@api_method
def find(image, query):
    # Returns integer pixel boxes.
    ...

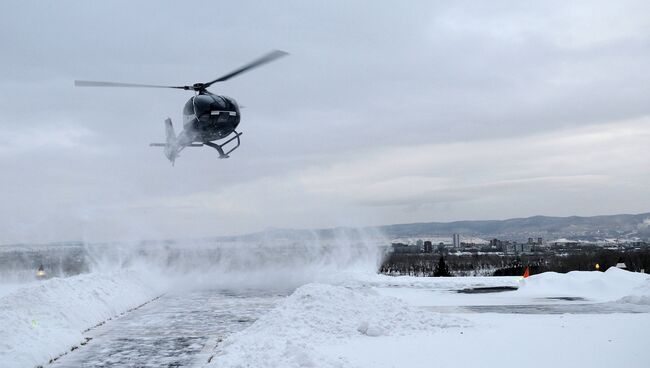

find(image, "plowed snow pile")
[211,283,469,368]
[0,271,159,368]
[517,267,650,302]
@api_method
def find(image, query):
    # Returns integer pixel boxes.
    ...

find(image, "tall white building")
[452,233,460,248]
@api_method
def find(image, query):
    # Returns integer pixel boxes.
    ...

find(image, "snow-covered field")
[0,236,385,367]
[209,268,650,368]
[319,313,648,368]
[0,283,38,299]
[2,243,649,368]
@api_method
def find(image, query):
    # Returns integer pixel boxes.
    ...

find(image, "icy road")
[50,289,283,368]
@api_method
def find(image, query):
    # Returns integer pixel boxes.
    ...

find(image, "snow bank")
[363,273,520,289]
[615,274,650,305]
[517,267,650,302]
[0,271,160,368]
[617,294,650,305]
[0,282,38,299]
[210,283,468,368]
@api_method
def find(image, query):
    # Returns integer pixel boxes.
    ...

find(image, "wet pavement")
[425,301,650,314]
[51,289,284,368]
[456,286,519,294]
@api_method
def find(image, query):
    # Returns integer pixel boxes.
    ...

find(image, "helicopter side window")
[183,98,195,116]
[215,96,228,109]
[193,95,214,114]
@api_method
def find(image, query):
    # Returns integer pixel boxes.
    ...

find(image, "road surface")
[51,289,283,368]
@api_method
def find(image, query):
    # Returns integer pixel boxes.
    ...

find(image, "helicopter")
[75,50,288,165]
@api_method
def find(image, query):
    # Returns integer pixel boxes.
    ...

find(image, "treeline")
[379,248,650,277]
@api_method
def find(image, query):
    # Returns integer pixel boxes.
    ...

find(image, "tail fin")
[165,118,175,146]
[150,118,179,165]
[163,118,178,165]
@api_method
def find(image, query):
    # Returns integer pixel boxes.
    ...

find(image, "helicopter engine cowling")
[182,93,240,142]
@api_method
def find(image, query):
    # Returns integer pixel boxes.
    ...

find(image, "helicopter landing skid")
[203,131,242,159]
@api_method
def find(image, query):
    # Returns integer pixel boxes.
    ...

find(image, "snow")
[321,313,650,368]
[371,268,650,308]
[3,261,650,367]
[0,282,38,299]
[369,275,525,307]
[209,269,650,368]
[517,267,650,302]
[0,270,160,368]
[210,283,469,368]
[49,289,282,368]
[365,273,520,288]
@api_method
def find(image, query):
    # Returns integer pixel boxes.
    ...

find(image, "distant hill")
[220,212,650,243]
[4,213,648,248]
[376,213,650,241]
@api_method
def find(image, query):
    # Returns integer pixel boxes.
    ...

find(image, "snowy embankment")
[0,282,38,299]
[518,267,650,303]
[209,283,469,368]
[0,271,160,368]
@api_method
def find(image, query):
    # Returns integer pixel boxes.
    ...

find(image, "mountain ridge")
[230,212,650,242]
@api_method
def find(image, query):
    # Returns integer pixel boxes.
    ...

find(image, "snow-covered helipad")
[49,290,282,368]
[2,268,649,368]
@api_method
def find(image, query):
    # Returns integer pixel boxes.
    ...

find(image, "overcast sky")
[1,0,649,243]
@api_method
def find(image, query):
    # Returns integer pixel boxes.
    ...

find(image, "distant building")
[391,243,422,254]
[528,237,534,245]
[452,233,460,248]
[490,238,513,253]
[553,240,579,247]
[537,237,543,245]
[423,241,433,253]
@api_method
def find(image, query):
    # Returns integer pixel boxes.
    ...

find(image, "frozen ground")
[209,268,650,368]
[0,235,384,367]
[210,283,470,368]
[50,289,283,368]
[0,271,160,368]
[3,258,649,367]
[0,282,37,299]
[320,313,649,368]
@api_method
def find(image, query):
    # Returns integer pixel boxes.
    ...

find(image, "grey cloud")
[1,1,649,243]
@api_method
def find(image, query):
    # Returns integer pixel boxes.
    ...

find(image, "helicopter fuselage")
[74,49,287,163]
[182,92,240,143]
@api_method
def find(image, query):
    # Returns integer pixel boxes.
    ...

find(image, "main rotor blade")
[204,50,288,87]
[74,80,188,89]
